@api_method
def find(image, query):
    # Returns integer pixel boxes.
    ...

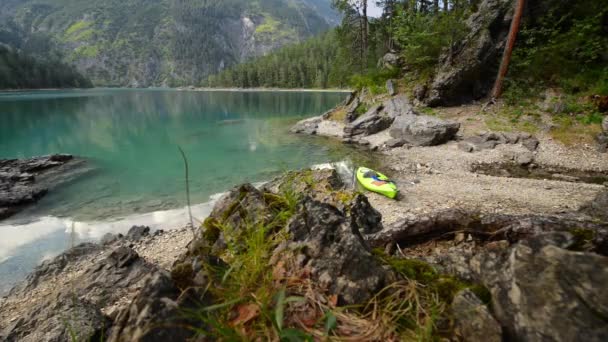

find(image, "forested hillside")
[0,44,92,89]
[207,0,608,99]
[0,0,339,87]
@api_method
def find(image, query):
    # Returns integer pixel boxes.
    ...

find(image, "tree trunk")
[434,0,440,13]
[443,0,449,12]
[362,0,368,67]
[491,0,526,99]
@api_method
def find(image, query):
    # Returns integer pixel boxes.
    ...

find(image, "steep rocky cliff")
[0,0,338,87]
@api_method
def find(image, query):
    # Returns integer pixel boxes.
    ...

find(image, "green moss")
[373,249,492,305]
[255,15,281,34]
[469,284,492,305]
[74,45,99,58]
[569,228,596,251]
[355,103,369,116]
[65,20,92,36]
[202,217,222,244]
[335,191,355,205]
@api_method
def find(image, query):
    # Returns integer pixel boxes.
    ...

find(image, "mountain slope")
[0,0,338,87]
[0,44,92,89]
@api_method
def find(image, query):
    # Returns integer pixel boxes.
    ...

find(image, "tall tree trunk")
[443,0,449,12]
[491,0,526,99]
[362,0,368,68]
[434,0,440,13]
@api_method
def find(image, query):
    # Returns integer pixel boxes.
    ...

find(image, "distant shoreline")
[0,87,353,93]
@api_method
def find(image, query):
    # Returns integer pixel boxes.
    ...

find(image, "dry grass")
[328,106,347,122]
[550,123,602,146]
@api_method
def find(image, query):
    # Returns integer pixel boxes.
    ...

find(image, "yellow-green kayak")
[356,167,398,199]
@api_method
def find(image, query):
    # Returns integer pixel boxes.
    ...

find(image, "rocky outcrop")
[458,132,540,153]
[580,190,608,222]
[425,0,515,106]
[472,233,608,341]
[2,245,157,341]
[0,154,84,220]
[344,105,394,137]
[378,51,402,70]
[289,115,323,135]
[388,113,460,146]
[452,289,502,342]
[383,94,415,118]
[108,271,193,342]
[367,209,608,255]
[283,197,390,305]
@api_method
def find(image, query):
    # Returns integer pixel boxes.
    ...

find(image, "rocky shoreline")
[1,156,607,340]
[1,92,607,341]
[0,154,87,221]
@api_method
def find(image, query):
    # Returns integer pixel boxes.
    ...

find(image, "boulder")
[127,225,150,241]
[0,154,81,220]
[386,79,397,96]
[284,198,389,305]
[378,52,402,70]
[2,293,109,342]
[426,0,515,106]
[388,114,460,146]
[452,289,502,342]
[603,115,608,132]
[2,246,157,342]
[108,271,194,342]
[580,190,608,222]
[382,94,415,118]
[515,151,534,166]
[521,136,540,151]
[290,115,322,135]
[344,105,394,137]
[473,234,608,341]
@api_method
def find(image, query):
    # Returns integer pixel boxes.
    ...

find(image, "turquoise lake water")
[0,89,359,294]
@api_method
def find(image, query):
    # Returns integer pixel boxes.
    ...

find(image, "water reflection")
[0,89,354,294]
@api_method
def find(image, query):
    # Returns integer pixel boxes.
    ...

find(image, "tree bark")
[362,0,368,68]
[491,0,526,99]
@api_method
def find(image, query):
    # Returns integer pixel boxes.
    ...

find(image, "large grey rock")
[2,246,156,342]
[378,52,402,70]
[0,154,81,220]
[344,105,394,137]
[3,293,109,342]
[426,0,514,106]
[602,116,608,132]
[580,190,608,222]
[290,115,322,135]
[473,234,608,341]
[108,271,193,342]
[452,289,502,342]
[388,114,460,146]
[285,197,389,305]
[382,94,415,118]
[127,225,150,241]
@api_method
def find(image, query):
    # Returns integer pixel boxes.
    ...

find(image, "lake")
[0,89,357,294]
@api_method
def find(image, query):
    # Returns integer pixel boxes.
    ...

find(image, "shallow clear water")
[0,89,358,294]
